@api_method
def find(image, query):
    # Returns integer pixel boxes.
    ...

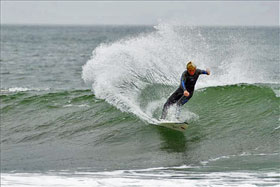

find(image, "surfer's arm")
[200,69,210,75]
[181,72,187,91]
[181,72,190,97]
[181,77,187,91]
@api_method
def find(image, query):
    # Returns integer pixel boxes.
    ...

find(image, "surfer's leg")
[175,97,188,119]
[175,93,193,119]
[161,102,172,119]
[161,88,183,119]
[177,92,193,107]
[177,96,189,107]
[161,97,177,119]
[175,106,181,120]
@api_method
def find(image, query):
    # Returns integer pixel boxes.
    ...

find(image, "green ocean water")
[1,24,279,186]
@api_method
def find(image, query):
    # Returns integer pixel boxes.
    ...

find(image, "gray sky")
[1,1,279,26]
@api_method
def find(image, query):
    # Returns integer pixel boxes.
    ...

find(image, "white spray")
[82,23,276,123]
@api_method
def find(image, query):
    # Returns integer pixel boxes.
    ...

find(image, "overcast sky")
[1,1,279,26]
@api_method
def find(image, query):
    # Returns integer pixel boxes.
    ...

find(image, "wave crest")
[82,23,278,123]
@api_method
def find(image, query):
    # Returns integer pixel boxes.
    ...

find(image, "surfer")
[161,61,210,119]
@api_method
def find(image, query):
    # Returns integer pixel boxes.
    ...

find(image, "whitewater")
[82,23,279,123]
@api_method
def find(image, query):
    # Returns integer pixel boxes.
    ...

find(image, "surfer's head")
[187,61,196,75]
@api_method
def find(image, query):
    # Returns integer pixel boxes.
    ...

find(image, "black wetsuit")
[161,69,207,119]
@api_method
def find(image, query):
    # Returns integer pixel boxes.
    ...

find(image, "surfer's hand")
[206,68,210,75]
[184,90,189,97]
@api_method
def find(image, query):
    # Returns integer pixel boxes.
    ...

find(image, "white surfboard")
[157,121,188,132]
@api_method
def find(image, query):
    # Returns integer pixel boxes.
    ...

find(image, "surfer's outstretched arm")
[200,68,210,75]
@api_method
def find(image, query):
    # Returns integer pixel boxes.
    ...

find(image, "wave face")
[82,24,279,123]
[1,84,279,172]
[1,25,279,183]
